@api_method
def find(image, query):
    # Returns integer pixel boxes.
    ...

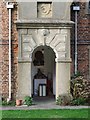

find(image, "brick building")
[0,0,90,101]
[71,1,90,78]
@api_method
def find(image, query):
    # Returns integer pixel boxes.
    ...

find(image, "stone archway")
[17,20,72,99]
[31,45,56,97]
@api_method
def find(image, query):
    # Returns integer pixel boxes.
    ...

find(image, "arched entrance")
[31,45,56,99]
[17,21,72,100]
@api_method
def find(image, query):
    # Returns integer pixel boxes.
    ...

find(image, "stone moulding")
[15,19,74,28]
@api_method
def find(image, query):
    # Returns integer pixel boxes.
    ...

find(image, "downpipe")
[6,2,14,101]
[75,10,78,75]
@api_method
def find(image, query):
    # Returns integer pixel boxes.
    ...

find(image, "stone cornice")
[15,19,74,28]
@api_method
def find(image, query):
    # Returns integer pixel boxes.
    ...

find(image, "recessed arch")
[31,45,56,98]
[29,44,58,62]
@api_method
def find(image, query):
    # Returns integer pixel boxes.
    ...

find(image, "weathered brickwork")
[71,2,90,78]
[1,0,18,99]
[0,0,3,99]
[78,45,89,77]
[78,2,90,42]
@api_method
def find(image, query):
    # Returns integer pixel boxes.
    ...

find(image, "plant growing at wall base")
[1,100,16,106]
[56,95,62,105]
[70,97,86,105]
[71,71,82,79]
[24,96,33,106]
[56,94,73,106]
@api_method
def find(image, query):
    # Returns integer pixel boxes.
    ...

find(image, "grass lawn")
[0,109,89,119]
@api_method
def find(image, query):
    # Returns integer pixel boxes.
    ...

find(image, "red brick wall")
[0,0,3,98]
[78,45,89,77]
[78,2,90,42]
[71,2,90,78]
[1,1,18,99]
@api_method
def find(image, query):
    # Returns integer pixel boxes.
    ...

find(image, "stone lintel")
[15,19,74,28]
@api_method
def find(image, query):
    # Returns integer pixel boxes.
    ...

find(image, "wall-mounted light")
[72,1,80,11]
[73,6,80,11]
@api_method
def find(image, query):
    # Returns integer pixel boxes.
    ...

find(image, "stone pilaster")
[17,61,32,99]
[56,59,71,99]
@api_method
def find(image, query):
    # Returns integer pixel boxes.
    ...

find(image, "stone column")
[56,60,71,99]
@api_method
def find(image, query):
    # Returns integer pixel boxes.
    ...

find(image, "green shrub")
[56,94,72,106]
[2,100,15,106]
[2,100,7,106]
[24,96,33,106]
[71,76,90,105]
[8,100,16,106]
[71,98,86,105]
[71,71,82,79]
[56,95,62,105]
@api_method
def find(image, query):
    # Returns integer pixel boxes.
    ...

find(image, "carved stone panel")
[23,43,32,52]
[18,27,70,61]
[37,2,52,18]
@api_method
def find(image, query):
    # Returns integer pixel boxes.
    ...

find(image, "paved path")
[0,102,89,110]
[0,97,89,110]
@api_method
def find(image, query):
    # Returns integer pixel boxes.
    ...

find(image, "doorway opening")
[31,45,56,102]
